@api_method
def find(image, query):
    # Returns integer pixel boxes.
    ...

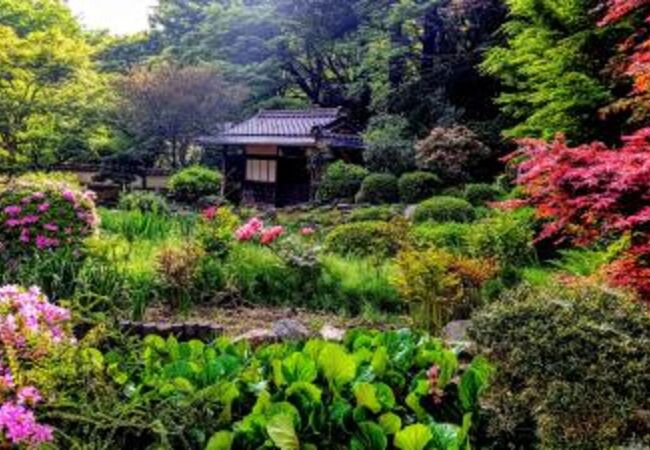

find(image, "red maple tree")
[508,128,650,300]
[600,0,650,119]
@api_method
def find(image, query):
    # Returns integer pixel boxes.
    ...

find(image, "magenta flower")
[37,203,50,213]
[20,215,39,225]
[19,229,29,243]
[5,219,20,228]
[43,223,58,232]
[61,190,76,203]
[17,387,41,406]
[3,206,21,216]
[31,192,45,201]
[0,402,53,445]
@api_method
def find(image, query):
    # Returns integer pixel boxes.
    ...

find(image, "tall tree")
[0,0,109,167]
[112,64,245,168]
[482,0,625,143]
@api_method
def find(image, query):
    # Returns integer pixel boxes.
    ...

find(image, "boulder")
[320,324,345,341]
[272,319,310,340]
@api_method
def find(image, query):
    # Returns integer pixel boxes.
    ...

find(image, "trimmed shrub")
[398,171,441,204]
[416,126,492,183]
[118,191,170,215]
[471,285,650,449]
[410,222,472,252]
[325,220,405,257]
[348,205,398,223]
[362,114,415,176]
[355,173,399,204]
[317,161,368,202]
[413,196,475,223]
[463,183,502,206]
[168,165,222,203]
[0,177,98,260]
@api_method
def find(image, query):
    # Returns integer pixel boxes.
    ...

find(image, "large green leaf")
[371,346,389,376]
[205,431,234,450]
[353,383,382,414]
[394,424,433,450]
[429,423,461,450]
[286,381,322,405]
[350,421,388,450]
[378,413,402,435]
[282,352,318,384]
[267,414,300,450]
[318,343,357,389]
[458,357,493,412]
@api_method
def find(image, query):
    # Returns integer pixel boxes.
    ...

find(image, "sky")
[66,0,158,35]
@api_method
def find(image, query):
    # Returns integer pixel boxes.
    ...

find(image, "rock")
[441,320,472,343]
[320,324,345,341]
[233,328,277,346]
[336,203,353,211]
[272,319,310,340]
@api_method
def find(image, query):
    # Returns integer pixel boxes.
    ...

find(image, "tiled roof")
[223,108,342,138]
[200,108,363,148]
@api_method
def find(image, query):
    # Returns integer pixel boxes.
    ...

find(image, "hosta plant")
[112,329,493,450]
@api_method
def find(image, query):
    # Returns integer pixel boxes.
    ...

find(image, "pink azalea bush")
[0,285,75,447]
[234,218,286,245]
[0,178,98,259]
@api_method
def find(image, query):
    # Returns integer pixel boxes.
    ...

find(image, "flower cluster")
[234,218,286,245]
[0,285,74,447]
[0,285,73,355]
[234,218,264,242]
[1,179,98,258]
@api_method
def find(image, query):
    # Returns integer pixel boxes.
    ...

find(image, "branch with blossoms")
[0,285,77,447]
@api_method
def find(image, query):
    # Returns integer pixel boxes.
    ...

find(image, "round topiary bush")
[317,161,369,203]
[118,191,170,215]
[462,183,502,206]
[413,196,476,223]
[0,177,98,259]
[168,166,222,203]
[324,220,405,257]
[355,173,399,204]
[398,171,441,204]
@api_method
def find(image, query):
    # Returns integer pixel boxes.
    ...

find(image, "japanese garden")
[0,0,649,448]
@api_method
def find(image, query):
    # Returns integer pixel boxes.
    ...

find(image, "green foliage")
[481,0,622,142]
[325,220,406,258]
[168,165,223,203]
[392,248,497,333]
[317,161,369,203]
[471,285,650,449]
[99,209,179,242]
[67,329,492,449]
[348,205,400,223]
[398,172,441,204]
[413,197,476,224]
[356,173,400,205]
[0,0,110,167]
[118,191,170,215]
[462,183,502,206]
[362,114,415,176]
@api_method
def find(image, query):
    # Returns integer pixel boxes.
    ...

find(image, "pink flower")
[35,235,58,250]
[3,206,21,216]
[235,217,264,242]
[19,229,29,243]
[31,192,45,201]
[202,206,218,221]
[37,203,50,213]
[300,227,315,236]
[5,219,20,228]
[61,190,76,203]
[0,402,53,445]
[20,215,39,225]
[43,223,58,232]
[260,226,284,245]
[17,387,41,406]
